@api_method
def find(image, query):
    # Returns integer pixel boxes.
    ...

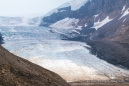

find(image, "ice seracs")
[0,26,60,41]
[3,38,129,82]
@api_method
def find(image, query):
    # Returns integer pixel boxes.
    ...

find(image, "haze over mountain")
[0,16,42,26]
[0,0,71,17]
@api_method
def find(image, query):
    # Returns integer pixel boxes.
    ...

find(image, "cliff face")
[42,0,126,24]
[0,45,69,86]
[40,0,129,43]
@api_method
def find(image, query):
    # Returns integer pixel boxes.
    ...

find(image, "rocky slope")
[0,44,69,86]
[40,0,129,43]
[87,40,129,69]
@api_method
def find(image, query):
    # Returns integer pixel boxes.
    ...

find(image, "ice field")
[1,26,129,82]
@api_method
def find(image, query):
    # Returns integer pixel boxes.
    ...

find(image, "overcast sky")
[0,0,71,17]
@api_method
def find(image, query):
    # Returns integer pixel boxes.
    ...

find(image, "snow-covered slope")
[50,17,79,29]
[0,16,41,26]
[49,17,80,36]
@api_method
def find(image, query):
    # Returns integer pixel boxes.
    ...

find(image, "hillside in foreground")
[0,45,69,86]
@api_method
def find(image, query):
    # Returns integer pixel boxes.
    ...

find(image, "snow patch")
[93,12,101,21]
[121,5,126,14]
[85,23,88,27]
[71,30,80,34]
[119,8,129,19]
[76,26,83,30]
[60,10,66,12]
[92,16,113,30]
[123,18,126,22]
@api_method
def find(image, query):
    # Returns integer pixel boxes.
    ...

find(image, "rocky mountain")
[39,0,129,70]
[40,0,129,43]
[0,16,41,26]
[0,44,69,86]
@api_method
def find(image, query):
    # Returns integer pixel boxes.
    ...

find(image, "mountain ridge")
[40,0,129,43]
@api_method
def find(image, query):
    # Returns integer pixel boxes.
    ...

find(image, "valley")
[1,0,129,85]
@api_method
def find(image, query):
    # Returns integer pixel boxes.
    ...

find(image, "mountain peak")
[44,0,90,17]
[59,0,89,11]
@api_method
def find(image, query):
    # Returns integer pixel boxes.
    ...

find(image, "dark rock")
[0,33,4,44]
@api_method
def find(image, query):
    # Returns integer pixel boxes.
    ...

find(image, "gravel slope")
[0,45,69,86]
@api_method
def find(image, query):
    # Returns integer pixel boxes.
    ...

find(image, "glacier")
[1,26,129,82]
